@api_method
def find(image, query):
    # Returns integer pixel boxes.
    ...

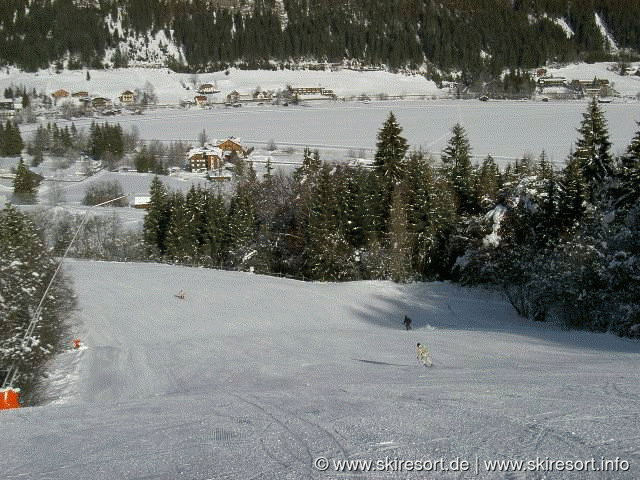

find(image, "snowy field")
[2,260,639,479]
[16,98,640,171]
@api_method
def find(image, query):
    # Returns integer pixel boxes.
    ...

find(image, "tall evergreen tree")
[305,163,355,281]
[143,176,169,257]
[13,158,36,203]
[442,122,475,214]
[573,96,613,200]
[475,154,501,210]
[616,121,640,208]
[228,184,258,255]
[558,155,588,230]
[1,120,24,156]
[373,112,408,227]
[389,183,412,282]
[164,191,195,261]
[203,192,229,263]
[535,150,561,246]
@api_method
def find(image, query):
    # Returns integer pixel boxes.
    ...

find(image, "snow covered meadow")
[51,98,638,166]
[2,260,639,479]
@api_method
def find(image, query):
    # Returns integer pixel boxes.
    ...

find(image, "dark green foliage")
[143,175,170,257]
[404,150,457,277]
[1,0,636,75]
[27,123,80,162]
[88,122,124,167]
[134,146,166,174]
[475,155,501,209]
[442,123,475,215]
[373,112,408,228]
[304,163,357,280]
[615,122,640,208]
[0,120,24,156]
[13,158,38,203]
[0,0,108,71]
[456,110,640,337]
[572,97,614,200]
[558,155,589,230]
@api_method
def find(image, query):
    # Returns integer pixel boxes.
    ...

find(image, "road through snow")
[2,260,639,479]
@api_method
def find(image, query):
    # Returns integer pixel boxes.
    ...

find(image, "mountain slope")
[0,0,638,73]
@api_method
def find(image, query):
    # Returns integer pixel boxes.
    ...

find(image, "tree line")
[0,0,638,82]
[142,100,639,337]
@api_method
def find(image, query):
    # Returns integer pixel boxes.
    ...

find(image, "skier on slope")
[416,342,432,367]
[403,315,412,330]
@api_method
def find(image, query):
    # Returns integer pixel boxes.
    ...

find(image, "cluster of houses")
[132,136,244,209]
[192,83,335,107]
[535,69,616,100]
[50,88,140,111]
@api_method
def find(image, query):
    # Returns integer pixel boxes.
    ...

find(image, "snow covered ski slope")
[2,260,639,479]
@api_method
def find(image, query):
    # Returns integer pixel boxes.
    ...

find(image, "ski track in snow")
[1,260,639,479]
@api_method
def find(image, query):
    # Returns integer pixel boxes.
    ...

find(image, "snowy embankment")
[2,260,639,479]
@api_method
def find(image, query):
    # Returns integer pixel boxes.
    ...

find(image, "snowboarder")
[403,315,412,330]
[416,342,432,367]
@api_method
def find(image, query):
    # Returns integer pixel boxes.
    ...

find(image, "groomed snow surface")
[2,260,639,479]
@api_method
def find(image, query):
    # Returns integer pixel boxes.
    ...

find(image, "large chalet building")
[186,137,244,172]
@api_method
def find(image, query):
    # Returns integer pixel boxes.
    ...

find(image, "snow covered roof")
[187,146,224,159]
[215,137,242,146]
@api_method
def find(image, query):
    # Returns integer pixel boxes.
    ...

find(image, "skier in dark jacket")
[403,315,412,330]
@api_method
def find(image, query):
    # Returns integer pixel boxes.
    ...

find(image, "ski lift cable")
[2,194,129,390]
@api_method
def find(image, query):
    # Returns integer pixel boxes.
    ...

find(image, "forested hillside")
[0,0,638,76]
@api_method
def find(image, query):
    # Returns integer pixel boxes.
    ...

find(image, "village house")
[253,89,273,101]
[133,196,151,209]
[194,95,208,107]
[198,83,219,94]
[91,97,112,110]
[187,145,224,171]
[119,90,135,105]
[0,100,19,119]
[291,86,324,95]
[216,137,243,154]
[573,78,614,98]
[72,91,89,98]
[226,90,240,104]
[538,76,567,88]
[51,89,70,99]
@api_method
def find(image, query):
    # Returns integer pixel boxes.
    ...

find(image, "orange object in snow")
[0,388,20,409]
[73,338,82,349]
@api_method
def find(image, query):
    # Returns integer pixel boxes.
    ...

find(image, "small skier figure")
[176,289,186,300]
[403,315,412,330]
[72,338,82,349]
[416,342,432,367]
